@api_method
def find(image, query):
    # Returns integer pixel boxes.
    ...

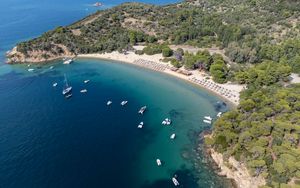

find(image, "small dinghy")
[65,93,72,99]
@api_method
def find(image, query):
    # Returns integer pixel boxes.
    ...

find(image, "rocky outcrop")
[209,148,266,188]
[6,44,75,64]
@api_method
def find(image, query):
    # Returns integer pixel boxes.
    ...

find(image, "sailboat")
[62,74,72,95]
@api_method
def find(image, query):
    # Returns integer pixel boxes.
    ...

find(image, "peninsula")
[6,0,300,187]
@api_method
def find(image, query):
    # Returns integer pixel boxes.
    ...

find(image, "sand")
[77,51,244,106]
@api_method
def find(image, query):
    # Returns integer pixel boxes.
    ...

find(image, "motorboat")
[49,66,54,69]
[170,133,176,139]
[204,116,212,121]
[107,101,112,105]
[156,159,162,166]
[137,122,143,129]
[138,106,147,114]
[80,89,87,93]
[203,119,212,124]
[162,118,171,125]
[172,177,180,186]
[121,101,128,106]
[53,82,58,87]
[28,68,34,72]
[217,112,222,117]
[84,80,90,84]
[63,59,73,65]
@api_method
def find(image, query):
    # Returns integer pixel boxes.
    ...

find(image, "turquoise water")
[0,0,232,187]
[0,59,229,187]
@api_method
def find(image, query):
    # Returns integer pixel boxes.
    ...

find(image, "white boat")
[49,66,54,69]
[204,116,212,121]
[62,74,72,95]
[172,177,180,186]
[203,119,212,124]
[138,106,147,114]
[63,59,73,65]
[27,64,31,67]
[107,101,112,105]
[65,93,72,99]
[28,68,34,72]
[121,101,128,106]
[170,133,176,139]
[162,118,171,125]
[93,2,102,7]
[53,82,58,87]
[156,159,162,166]
[217,112,222,117]
[84,80,90,84]
[137,122,143,129]
[80,89,87,93]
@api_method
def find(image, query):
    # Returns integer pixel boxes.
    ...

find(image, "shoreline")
[77,51,244,106]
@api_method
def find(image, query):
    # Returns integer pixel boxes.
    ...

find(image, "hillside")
[6,0,300,73]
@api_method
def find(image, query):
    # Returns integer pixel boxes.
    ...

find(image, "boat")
[217,112,222,117]
[156,159,162,166]
[62,74,72,95]
[107,101,112,105]
[203,119,212,124]
[53,82,58,87]
[121,101,128,106]
[204,116,212,121]
[65,93,72,99]
[63,59,73,65]
[49,66,54,69]
[170,133,176,139]
[84,80,90,84]
[80,89,87,93]
[93,2,102,7]
[28,68,34,72]
[162,118,172,125]
[172,177,180,186]
[137,122,143,129]
[138,106,147,114]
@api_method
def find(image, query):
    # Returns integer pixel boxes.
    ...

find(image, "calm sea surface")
[0,0,231,187]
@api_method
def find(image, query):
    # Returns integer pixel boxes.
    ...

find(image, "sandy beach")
[77,51,244,106]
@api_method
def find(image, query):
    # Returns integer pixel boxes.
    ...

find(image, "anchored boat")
[138,106,147,114]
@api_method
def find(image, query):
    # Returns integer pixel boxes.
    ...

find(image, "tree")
[162,47,173,57]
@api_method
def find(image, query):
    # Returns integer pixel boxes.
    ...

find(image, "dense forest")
[6,0,300,187]
[8,0,300,72]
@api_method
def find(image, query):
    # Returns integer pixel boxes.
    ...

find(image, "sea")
[0,0,232,187]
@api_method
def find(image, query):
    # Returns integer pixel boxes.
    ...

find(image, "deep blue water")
[0,0,232,187]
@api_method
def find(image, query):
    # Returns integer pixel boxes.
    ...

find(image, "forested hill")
[6,0,300,73]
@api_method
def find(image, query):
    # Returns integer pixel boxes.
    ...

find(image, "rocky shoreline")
[202,133,266,188]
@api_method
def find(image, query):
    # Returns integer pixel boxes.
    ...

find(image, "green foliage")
[212,84,300,185]
[209,58,228,83]
[162,47,173,57]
